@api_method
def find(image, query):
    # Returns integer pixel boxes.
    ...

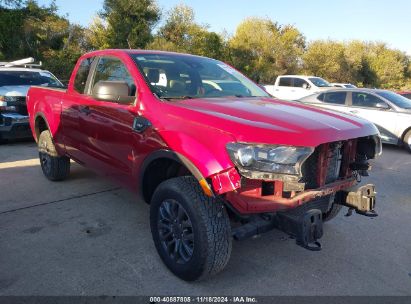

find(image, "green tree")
[149,4,224,60]
[0,1,88,80]
[303,40,354,83]
[365,42,409,89]
[100,0,160,49]
[0,0,23,8]
[85,16,110,50]
[228,17,305,83]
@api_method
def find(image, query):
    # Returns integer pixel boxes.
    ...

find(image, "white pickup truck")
[0,58,63,142]
[264,75,333,100]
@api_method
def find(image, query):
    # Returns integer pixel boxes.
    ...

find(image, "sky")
[37,0,411,55]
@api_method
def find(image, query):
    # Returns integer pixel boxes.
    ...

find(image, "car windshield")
[309,77,332,87]
[345,84,356,88]
[376,91,411,109]
[0,70,63,88]
[130,53,269,99]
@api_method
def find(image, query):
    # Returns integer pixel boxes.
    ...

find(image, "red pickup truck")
[27,49,381,281]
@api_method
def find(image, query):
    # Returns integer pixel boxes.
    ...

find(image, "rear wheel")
[38,130,70,181]
[150,176,232,281]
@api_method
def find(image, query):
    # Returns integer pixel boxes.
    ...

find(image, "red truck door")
[62,55,143,185]
[61,56,96,164]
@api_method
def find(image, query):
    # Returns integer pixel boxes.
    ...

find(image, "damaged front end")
[208,134,381,251]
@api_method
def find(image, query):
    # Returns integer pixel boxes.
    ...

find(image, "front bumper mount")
[231,183,377,251]
[341,184,377,217]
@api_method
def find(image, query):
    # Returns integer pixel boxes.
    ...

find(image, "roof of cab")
[82,49,213,60]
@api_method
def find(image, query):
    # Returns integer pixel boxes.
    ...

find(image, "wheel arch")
[34,112,51,142]
[139,150,214,204]
[401,126,411,142]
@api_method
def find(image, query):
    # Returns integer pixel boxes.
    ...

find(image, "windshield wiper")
[161,96,194,101]
[233,95,261,98]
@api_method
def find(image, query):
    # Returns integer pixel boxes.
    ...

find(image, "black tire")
[150,176,232,281]
[322,203,342,222]
[403,130,411,153]
[38,130,70,181]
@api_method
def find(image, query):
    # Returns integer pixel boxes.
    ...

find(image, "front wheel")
[38,130,70,181]
[150,176,232,281]
[403,130,411,153]
[322,203,342,222]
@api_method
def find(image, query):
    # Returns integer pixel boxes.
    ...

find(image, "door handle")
[349,110,359,114]
[79,106,91,115]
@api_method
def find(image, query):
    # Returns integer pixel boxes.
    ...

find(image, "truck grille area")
[301,141,346,190]
[5,96,28,115]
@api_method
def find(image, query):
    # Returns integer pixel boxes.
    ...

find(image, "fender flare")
[139,149,214,201]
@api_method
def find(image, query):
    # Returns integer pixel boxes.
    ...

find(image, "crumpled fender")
[157,129,241,195]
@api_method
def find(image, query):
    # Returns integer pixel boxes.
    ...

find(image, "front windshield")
[0,71,63,88]
[130,53,269,99]
[376,91,411,109]
[309,77,332,87]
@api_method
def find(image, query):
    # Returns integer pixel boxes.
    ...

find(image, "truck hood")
[168,97,379,147]
[0,85,30,97]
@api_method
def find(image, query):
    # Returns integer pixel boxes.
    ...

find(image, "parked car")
[298,88,411,152]
[0,58,63,142]
[264,75,333,100]
[27,50,381,281]
[397,91,411,100]
[331,83,357,88]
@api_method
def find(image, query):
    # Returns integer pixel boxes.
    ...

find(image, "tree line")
[1,0,410,89]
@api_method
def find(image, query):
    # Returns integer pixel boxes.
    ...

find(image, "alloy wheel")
[157,199,194,264]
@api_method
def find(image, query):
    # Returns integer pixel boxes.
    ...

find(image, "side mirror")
[92,81,136,104]
[302,83,311,90]
[375,102,389,110]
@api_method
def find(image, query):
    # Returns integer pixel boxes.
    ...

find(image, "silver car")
[298,88,411,152]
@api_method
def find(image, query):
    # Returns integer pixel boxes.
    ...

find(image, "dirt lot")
[0,141,410,296]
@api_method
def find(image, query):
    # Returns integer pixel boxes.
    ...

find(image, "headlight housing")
[226,143,314,181]
[0,96,17,111]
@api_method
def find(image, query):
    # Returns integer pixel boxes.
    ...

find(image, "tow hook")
[231,209,324,251]
[343,184,378,217]
[277,209,323,251]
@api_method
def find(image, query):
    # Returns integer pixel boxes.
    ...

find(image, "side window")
[352,92,384,108]
[323,92,347,105]
[293,78,309,88]
[74,57,95,94]
[317,93,325,101]
[278,77,292,87]
[92,57,136,96]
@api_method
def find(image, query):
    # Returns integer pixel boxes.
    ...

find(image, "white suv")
[0,58,63,141]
